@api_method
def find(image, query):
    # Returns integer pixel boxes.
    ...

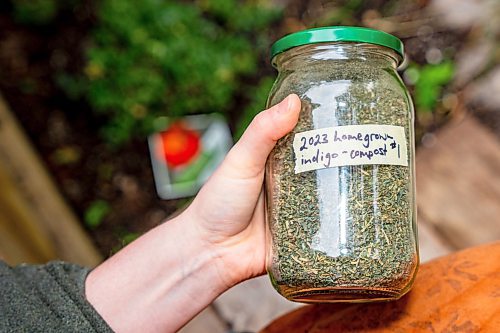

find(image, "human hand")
[185,93,301,287]
[85,94,301,333]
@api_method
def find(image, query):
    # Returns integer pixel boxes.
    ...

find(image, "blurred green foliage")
[58,0,281,145]
[111,231,140,254]
[11,0,79,25]
[315,0,364,26]
[84,200,111,229]
[406,61,455,113]
[11,0,58,25]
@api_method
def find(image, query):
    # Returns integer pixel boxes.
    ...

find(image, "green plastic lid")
[270,26,404,60]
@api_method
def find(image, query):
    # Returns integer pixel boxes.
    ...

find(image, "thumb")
[221,94,301,179]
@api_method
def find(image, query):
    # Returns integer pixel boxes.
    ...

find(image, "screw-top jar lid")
[271,26,404,60]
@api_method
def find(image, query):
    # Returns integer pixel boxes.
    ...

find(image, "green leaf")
[84,200,111,229]
[411,61,454,113]
[120,232,139,246]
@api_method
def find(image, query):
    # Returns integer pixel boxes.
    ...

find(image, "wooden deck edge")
[0,94,102,267]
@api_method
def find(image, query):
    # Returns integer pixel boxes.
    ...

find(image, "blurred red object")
[157,122,201,168]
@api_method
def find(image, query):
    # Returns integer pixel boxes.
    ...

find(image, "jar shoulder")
[268,64,411,109]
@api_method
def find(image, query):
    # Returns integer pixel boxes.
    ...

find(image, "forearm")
[85,213,232,333]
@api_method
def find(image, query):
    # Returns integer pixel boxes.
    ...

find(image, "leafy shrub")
[60,0,281,145]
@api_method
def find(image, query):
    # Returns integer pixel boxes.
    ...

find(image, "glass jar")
[265,27,419,303]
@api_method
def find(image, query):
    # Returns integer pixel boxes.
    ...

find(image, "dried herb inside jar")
[266,61,418,299]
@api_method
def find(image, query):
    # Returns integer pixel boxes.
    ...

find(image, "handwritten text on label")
[293,125,408,174]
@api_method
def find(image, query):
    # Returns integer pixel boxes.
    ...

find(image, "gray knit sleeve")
[0,261,114,333]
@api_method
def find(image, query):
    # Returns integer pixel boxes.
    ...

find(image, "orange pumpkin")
[261,241,500,333]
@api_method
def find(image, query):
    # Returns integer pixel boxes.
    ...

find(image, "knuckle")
[252,110,279,140]
[252,112,269,132]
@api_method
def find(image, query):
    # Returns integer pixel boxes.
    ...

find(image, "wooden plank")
[0,161,56,263]
[416,116,500,249]
[0,94,101,267]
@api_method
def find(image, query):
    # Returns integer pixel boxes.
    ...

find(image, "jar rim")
[270,26,404,61]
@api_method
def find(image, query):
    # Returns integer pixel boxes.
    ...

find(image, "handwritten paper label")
[293,125,408,174]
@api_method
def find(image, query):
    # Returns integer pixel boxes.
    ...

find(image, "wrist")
[179,209,240,289]
[152,213,233,302]
[86,213,233,332]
